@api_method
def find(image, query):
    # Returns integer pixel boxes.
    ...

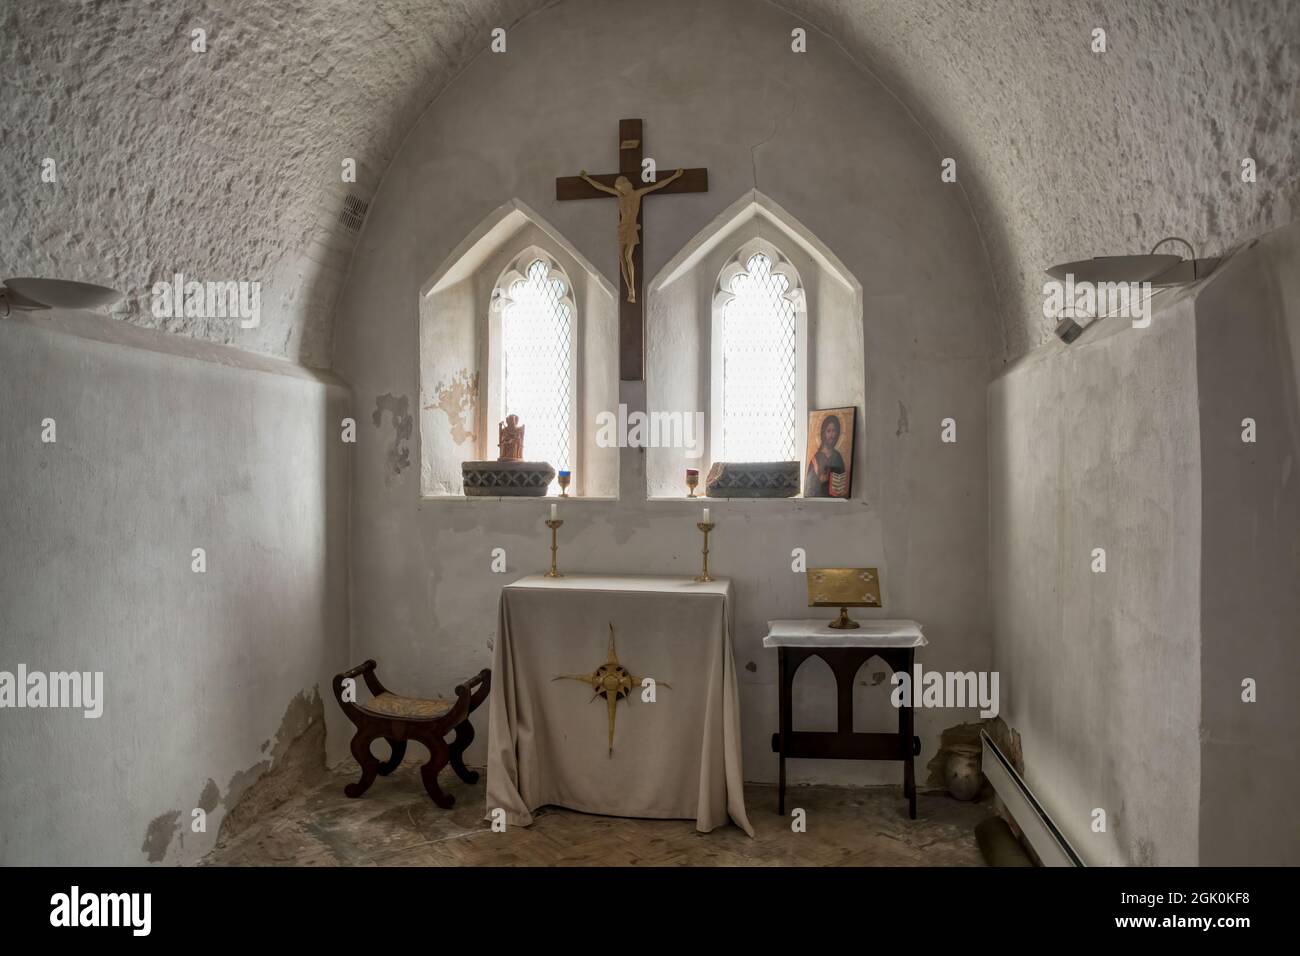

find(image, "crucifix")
[557,119,708,380]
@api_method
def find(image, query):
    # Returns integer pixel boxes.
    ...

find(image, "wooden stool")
[332,660,490,809]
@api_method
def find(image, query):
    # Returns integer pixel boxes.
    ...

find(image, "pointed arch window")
[492,252,575,480]
[713,240,803,462]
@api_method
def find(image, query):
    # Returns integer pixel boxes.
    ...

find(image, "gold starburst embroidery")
[553,622,670,756]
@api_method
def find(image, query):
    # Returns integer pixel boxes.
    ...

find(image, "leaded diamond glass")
[501,258,573,482]
[720,252,798,462]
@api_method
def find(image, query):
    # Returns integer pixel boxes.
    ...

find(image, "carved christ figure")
[578,168,684,303]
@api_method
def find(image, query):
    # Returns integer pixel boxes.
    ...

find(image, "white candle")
[550,503,557,520]
[703,507,710,524]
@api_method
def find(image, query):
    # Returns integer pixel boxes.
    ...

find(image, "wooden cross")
[556,119,708,381]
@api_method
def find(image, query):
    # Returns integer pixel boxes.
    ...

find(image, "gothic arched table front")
[763,619,927,819]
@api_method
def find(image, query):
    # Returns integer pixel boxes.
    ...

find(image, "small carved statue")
[498,414,525,461]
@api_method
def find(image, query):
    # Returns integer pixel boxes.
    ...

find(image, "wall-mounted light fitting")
[1046,236,1218,287]
[1045,237,1220,343]
[0,278,123,316]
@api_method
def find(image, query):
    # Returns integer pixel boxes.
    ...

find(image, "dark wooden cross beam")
[557,118,708,381]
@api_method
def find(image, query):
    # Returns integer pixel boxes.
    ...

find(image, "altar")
[485,574,753,835]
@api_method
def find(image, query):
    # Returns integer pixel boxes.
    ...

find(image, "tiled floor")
[203,764,990,866]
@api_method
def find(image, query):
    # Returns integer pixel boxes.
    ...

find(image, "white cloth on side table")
[762,619,928,648]
[486,573,753,836]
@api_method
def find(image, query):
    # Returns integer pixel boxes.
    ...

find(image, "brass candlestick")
[695,521,715,582]
[545,518,564,577]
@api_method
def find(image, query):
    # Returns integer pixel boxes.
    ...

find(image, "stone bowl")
[462,460,556,496]
[943,742,985,801]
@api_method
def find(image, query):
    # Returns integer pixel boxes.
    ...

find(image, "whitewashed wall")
[0,314,351,865]
[333,0,999,788]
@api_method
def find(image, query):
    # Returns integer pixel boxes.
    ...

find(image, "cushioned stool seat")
[332,660,490,809]
[359,693,453,720]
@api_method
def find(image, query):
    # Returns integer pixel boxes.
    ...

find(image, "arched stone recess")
[418,198,619,497]
[645,189,864,498]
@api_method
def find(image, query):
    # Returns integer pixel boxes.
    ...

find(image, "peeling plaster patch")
[427,369,478,446]
[215,688,328,845]
[985,716,1023,776]
[141,810,181,863]
[197,778,220,813]
[177,778,222,853]
[222,759,272,819]
[895,401,909,437]
[372,393,413,476]
[924,717,1022,791]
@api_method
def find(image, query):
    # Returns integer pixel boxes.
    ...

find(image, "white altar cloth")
[762,618,928,648]
[486,574,753,835]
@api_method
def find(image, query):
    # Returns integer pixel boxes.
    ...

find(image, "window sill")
[645,496,854,504]
[416,494,856,505]
[418,495,619,504]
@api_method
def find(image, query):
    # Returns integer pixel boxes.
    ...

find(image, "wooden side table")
[764,619,927,819]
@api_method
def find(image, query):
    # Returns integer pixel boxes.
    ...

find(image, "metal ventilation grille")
[338,194,369,232]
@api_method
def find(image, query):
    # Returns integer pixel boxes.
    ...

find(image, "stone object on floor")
[975,816,1035,866]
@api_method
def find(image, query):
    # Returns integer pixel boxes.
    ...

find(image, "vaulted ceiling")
[3,0,1296,367]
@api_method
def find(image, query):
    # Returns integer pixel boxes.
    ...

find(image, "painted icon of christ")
[804,407,855,498]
